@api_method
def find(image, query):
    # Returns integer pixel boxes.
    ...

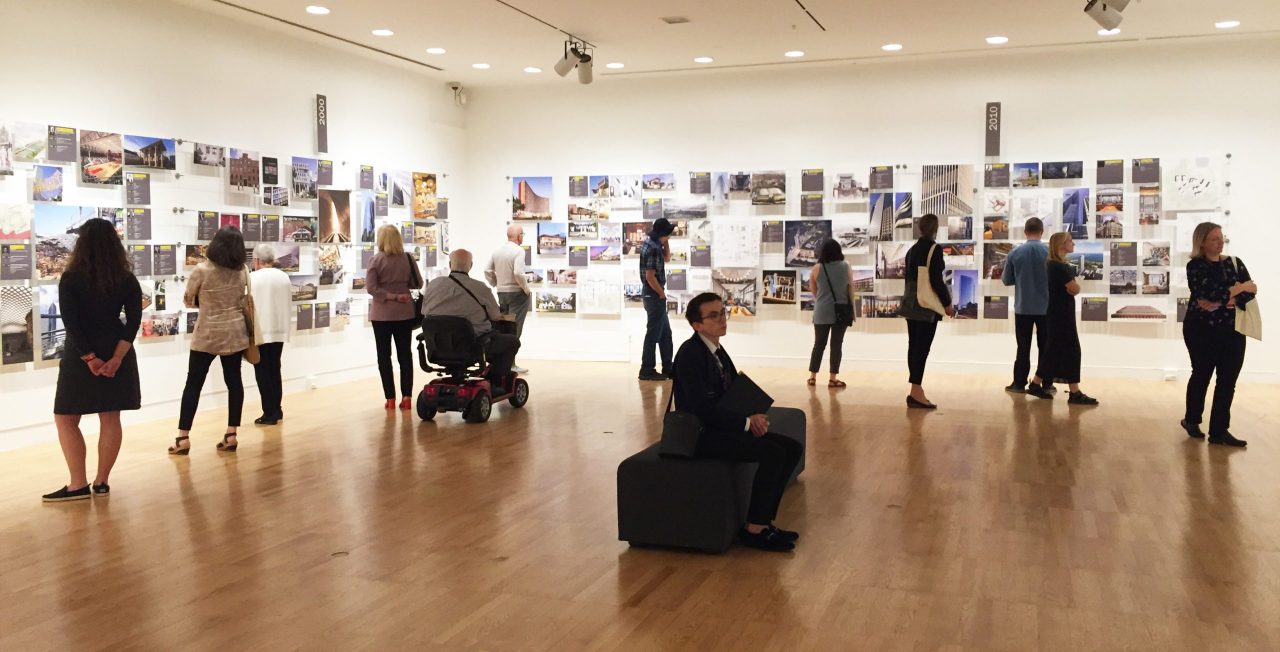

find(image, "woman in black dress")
[1181,221,1255,446]
[1041,232,1098,406]
[42,218,142,502]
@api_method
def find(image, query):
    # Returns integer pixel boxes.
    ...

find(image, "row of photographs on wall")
[0,120,447,220]
[0,283,363,366]
[507,157,1223,220]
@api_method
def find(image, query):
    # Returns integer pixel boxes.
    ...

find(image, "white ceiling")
[188,0,1280,86]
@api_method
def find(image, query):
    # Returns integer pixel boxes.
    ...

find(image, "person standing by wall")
[42,218,141,501]
[1001,217,1054,397]
[170,227,252,455]
[250,243,292,426]
[1182,222,1255,446]
[484,224,531,373]
[901,213,954,409]
[638,218,675,381]
[366,224,423,410]
[1040,232,1099,406]
[807,238,853,388]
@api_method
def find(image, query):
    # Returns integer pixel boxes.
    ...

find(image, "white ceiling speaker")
[1084,0,1130,31]
[553,40,594,84]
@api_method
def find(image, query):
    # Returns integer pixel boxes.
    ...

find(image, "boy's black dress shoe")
[1180,419,1205,439]
[1208,432,1247,447]
[739,527,795,552]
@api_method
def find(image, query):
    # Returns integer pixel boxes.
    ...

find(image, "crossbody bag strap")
[448,274,486,311]
[664,360,678,414]
[405,253,422,289]
[821,261,843,304]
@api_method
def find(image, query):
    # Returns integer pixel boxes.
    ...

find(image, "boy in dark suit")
[672,292,803,552]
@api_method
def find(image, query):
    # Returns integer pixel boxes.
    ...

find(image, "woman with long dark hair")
[42,218,142,502]
[169,227,251,455]
[807,238,854,388]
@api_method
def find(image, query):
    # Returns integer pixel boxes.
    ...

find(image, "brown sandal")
[828,379,847,388]
[806,378,816,386]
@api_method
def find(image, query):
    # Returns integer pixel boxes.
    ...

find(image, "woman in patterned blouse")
[1182,222,1257,447]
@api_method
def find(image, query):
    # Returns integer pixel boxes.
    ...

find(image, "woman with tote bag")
[1181,221,1257,446]
[898,213,954,409]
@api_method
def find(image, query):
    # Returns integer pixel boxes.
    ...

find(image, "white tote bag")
[1229,257,1262,340]
[915,244,947,317]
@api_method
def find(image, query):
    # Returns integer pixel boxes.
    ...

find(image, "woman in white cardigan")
[250,244,294,425]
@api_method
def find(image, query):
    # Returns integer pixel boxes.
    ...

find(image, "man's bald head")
[449,249,474,273]
[506,224,523,243]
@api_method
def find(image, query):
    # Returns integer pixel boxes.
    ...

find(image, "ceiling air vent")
[661,16,690,24]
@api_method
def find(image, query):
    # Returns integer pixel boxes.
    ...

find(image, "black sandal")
[168,435,191,456]
[216,432,238,453]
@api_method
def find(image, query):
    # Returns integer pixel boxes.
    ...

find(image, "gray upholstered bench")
[617,406,806,553]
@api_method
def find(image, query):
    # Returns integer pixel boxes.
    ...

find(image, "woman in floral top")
[1182,222,1257,447]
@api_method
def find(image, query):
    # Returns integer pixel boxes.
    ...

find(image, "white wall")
[0,0,466,450]
[460,37,1280,382]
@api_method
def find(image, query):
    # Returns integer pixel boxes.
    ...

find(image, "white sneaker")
[511,365,529,374]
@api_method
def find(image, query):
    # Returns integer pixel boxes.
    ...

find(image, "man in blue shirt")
[1001,217,1054,396]
[639,218,675,380]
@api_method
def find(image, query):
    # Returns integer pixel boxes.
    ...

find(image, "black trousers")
[1013,313,1048,386]
[372,319,416,399]
[698,431,803,525]
[905,318,938,385]
[1183,318,1247,436]
[809,323,848,374]
[179,350,244,431]
[253,342,285,418]
[482,332,521,381]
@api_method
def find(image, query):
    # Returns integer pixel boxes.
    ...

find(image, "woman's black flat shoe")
[906,396,937,409]
[1180,419,1205,439]
[42,485,91,503]
[91,483,110,497]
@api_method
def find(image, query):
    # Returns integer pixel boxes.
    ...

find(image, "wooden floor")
[2,362,1278,651]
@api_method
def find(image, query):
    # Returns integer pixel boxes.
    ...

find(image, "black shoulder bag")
[658,363,702,459]
[405,253,424,327]
[823,262,855,327]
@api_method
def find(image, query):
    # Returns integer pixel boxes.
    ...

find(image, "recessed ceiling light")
[606,62,625,69]
[985,35,1009,45]
[472,63,490,70]
[1097,28,1121,36]
[784,50,805,58]
[425,47,446,55]
[305,5,329,15]
[693,56,714,64]
[1215,20,1240,29]
[523,66,542,73]
[371,29,393,37]
[881,43,903,51]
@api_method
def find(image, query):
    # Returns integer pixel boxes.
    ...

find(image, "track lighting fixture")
[554,39,593,85]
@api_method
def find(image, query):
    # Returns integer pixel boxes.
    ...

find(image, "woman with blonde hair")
[1038,231,1098,405]
[366,224,424,410]
[1181,222,1255,446]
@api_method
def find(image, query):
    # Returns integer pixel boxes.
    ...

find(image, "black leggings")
[178,350,244,431]
[372,319,416,399]
[809,324,848,374]
[906,318,938,385]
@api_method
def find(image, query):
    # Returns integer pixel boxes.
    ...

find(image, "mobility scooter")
[415,315,529,423]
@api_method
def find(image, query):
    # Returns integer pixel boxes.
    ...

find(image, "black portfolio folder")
[718,372,774,416]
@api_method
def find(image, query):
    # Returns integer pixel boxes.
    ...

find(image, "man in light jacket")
[484,224,531,373]
[250,243,293,425]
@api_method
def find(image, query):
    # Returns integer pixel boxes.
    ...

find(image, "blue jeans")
[641,294,672,374]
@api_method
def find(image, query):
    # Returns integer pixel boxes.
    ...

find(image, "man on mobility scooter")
[416,249,527,422]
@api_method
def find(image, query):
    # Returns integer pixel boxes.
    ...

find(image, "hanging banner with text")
[985,102,1002,157]
[316,94,329,153]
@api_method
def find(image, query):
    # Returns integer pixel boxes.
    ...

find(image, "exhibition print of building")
[920,164,975,217]
[513,177,552,219]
